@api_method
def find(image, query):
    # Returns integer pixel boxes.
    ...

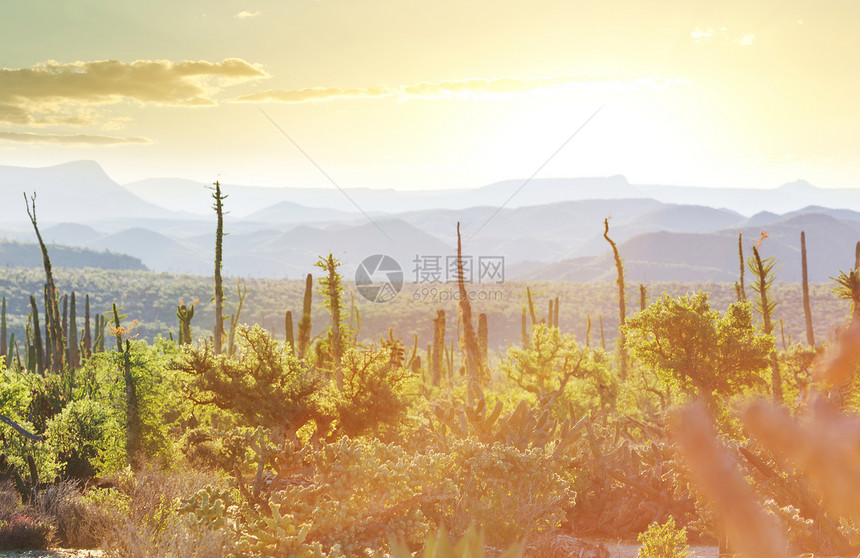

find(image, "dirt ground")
[0,552,103,558]
[600,542,720,557]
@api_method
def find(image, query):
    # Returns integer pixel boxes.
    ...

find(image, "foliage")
[0,512,54,549]
[176,325,324,442]
[624,291,772,401]
[332,345,415,438]
[390,525,525,558]
[637,516,690,558]
[501,323,615,415]
[46,397,124,477]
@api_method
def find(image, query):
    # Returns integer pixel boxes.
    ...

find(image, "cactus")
[456,223,484,404]
[432,310,446,386]
[61,294,68,346]
[93,313,106,353]
[211,180,227,355]
[227,281,248,356]
[526,286,537,327]
[521,307,529,349]
[554,296,560,329]
[69,292,80,370]
[83,294,92,358]
[114,303,142,468]
[177,303,195,346]
[297,273,313,359]
[639,283,647,311]
[736,231,747,301]
[603,218,628,380]
[25,193,64,372]
[43,286,53,373]
[547,298,553,326]
[586,313,592,348]
[0,296,6,359]
[5,332,13,368]
[285,310,295,353]
[477,313,488,372]
[29,295,44,375]
[801,231,815,347]
[599,315,606,351]
[749,244,783,404]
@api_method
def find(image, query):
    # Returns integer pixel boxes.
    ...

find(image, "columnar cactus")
[29,296,44,375]
[285,310,295,353]
[801,231,815,346]
[432,310,445,386]
[296,273,313,359]
[69,292,80,370]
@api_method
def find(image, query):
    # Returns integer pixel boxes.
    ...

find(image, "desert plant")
[211,180,227,355]
[603,217,628,379]
[636,516,690,558]
[297,273,313,359]
[748,244,783,403]
[800,231,815,346]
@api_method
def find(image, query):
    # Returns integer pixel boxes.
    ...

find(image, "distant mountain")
[85,228,209,274]
[0,239,145,271]
[244,201,364,224]
[0,161,179,223]
[519,213,860,283]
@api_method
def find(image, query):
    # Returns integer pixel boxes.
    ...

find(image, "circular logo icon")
[355,254,403,303]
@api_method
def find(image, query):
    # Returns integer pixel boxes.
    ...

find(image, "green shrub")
[46,398,124,477]
[637,516,690,558]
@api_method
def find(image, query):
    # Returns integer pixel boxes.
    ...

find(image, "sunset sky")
[1,0,858,192]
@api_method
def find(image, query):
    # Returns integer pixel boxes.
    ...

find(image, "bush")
[637,516,690,558]
[46,398,124,478]
[34,480,114,548]
[0,512,54,550]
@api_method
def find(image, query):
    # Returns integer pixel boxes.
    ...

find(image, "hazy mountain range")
[1,160,859,283]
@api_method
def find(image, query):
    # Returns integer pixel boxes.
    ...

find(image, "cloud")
[232,75,683,104]
[0,131,151,145]
[691,27,755,46]
[0,58,267,125]
[234,10,260,19]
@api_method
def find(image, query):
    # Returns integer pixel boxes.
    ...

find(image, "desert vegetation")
[2,192,860,558]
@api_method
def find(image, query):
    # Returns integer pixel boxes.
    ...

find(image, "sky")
[0,0,858,192]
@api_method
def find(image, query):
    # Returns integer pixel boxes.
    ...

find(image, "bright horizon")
[1,1,858,192]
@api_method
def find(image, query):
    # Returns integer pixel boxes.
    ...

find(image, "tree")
[624,291,772,406]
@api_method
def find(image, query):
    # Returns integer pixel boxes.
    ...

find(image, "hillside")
[0,239,146,271]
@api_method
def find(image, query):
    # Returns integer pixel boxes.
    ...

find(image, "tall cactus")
[639,283,647,312]
[0,297,6,360]
[801,231,815,346]
[603,217,628,380]
[211,180,227,355]
[93,314,106,353]
[586,313,592,348]
[113,303,141,468]
[69,292,80,370]
[297,273,313,359]
[456,223,483,404]
[749,244,783,404]
[61,294,68,347]
[6,332,16,369]
[432,310,445,386]
[477,313,488,372]
[176,303,194,346]
[599,315,606,351]
[285,311,295,354]
[735,232,747,302]
[521,307,529,349]
[553,296,559,329]
[227,282,247,357]
[24,193,64,372]
[29,296,44,375]
[83,295,92,358]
